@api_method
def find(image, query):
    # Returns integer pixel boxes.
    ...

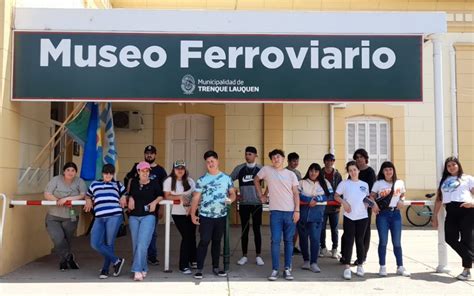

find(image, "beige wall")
[283,104,329,174]
[225,103,264,172]
[455,45,474,174]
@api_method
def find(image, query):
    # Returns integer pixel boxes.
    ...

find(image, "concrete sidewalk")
[0,225,472,295]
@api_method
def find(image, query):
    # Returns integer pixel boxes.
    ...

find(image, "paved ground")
[0,225,472,295]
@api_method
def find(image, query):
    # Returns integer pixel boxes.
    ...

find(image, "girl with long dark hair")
[334,161,370,280]
[370,161,410,277]
[297,163,333,273]
[432,157,474,281]
[163,160,197,274]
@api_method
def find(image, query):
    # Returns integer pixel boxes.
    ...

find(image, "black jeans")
[172,214,197,270]
[341,216,368,265]
[239,204,263,256]
[320,211,339,250]
[196,216,226,270]
[445,202,474,269]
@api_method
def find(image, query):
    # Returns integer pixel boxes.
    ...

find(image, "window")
[346,117,390,173]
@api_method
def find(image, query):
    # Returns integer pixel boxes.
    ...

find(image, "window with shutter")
[346,117,391,173]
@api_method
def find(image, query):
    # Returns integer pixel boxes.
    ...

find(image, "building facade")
[0,0,472,275]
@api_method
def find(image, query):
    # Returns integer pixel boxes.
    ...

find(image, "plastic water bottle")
[69,208,77,222]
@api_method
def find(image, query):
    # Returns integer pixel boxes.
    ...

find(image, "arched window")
[346,117,390,173]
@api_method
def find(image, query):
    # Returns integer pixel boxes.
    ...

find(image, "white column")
[431,34,449,273]
[449,44,458,157]
[159,200,173,273]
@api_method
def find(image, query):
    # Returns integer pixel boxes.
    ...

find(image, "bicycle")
[405,193,436,227]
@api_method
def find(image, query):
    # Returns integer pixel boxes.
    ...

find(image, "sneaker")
[456,270,471,281]
[147,257,159,265]
[343,268,352,280]
[301,261,310,270]
[331,249,339,259]
[379,265,387,277]
[379,265,387,276]
[319,248,327,257]
[190,262,198,269]
[293,247,301,255]
[237,256,248,266]
[99,270,109,279]
[213,268,227,277]
[180,268,192,275]
[396,266,411,277]
[113,258,125,277]
[66,254,79,269]
[268,270,279,281]
[256,256,265,266]
[194,271,203,279]
[283,268,294,280]
[310,263,321,273]
[133,272,143,281]
[356,265,365,277]
[59,260,68,271]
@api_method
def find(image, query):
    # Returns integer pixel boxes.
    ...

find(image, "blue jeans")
[320,211,339,250]
[298,206,324,264]
[270,210,295,270]
[90,214,123,272]
[376,209,403,266]
[147,219,158,259]
[129,215,156,272]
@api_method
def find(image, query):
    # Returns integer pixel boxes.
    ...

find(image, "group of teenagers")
[44,145,474,282]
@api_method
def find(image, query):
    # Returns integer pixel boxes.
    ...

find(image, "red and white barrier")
[10,200,86,206]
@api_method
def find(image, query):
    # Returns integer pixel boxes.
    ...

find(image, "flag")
[80,103,102,181]
[100,102,118,168]
[65,103,92,146]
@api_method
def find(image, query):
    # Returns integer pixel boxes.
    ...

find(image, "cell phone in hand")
[363,197,375,208]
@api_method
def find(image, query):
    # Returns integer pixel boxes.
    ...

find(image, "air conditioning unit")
[112,111,144,131]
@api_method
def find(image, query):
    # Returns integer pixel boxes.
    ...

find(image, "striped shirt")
[87,180,126,218]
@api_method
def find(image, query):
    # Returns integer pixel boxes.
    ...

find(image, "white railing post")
[431,34,449,274]
[0,194,7,247]
[159,200,173,273]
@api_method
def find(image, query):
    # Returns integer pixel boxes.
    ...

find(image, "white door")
[167,114,214,180]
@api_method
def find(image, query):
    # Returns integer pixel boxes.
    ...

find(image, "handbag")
[116,210,127,238]
[375,181,396,211]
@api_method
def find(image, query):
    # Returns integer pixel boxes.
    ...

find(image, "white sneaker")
[319,248,328,257]
[456,270,471,281]
[396,266,411,277]
[301,261,310,270]
[343,268,352,280]
[331,248,339,259]
[379,265,387,277]
[256,256,264,266]
[283,268,294,280]
[310,263,321,273]
[356,265,365,277]
[237,256,248,266]
[268,270,278,281]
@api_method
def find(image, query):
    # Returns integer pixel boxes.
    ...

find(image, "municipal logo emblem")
[181,74,196,95]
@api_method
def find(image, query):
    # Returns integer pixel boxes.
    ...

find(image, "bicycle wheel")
[406,205,432,227]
